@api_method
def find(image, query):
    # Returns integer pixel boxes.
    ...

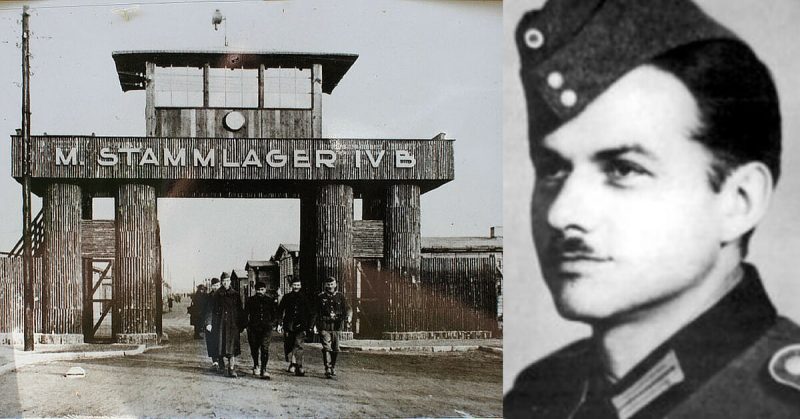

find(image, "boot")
[330,352,338,377]
[228,357,238,378]
[287,363,296,373]
[218,357,226,373]
[294,364,306,377]
[323,350,332,379]
[260,353,269,376]
[260,367,270,380]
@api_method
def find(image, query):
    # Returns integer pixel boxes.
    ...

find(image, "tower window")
[265,67,312,109]
[208,67,259,108]
[154,66,203,107]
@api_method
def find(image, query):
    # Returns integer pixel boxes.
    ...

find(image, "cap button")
[547,72,564,89]
[560,89,577,108]
[524,28,545,49]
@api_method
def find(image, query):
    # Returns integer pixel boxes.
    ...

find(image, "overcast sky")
[0,0,501,293]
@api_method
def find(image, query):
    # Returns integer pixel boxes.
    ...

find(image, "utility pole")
[21,5,34,352]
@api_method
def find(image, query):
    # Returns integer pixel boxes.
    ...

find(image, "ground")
[0,300,502,417]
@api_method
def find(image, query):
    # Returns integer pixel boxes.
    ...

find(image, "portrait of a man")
[504,0,800,417]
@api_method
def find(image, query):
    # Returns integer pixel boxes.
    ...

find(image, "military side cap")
[516,0,742,140]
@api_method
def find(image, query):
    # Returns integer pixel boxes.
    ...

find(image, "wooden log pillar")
[114,183,159,344]
[311,63,323,137]
[299,194,318,296]
[384,184,421,332]
[315,185,354,303]
[42,183,84,343]
[145,61,156,137]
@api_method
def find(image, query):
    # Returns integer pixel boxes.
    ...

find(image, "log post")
[114,183,159,344]
[42,183,83,343]
[311,63,323,137]
[299,194,318,296]
[315,184,354,303]
[384,184,421,332]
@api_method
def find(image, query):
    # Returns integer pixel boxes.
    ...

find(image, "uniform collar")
[583,263,777,419]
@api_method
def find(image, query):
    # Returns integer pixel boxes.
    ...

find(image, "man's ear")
[719,161,774,244]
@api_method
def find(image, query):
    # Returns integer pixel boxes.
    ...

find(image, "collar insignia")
[611,350,685,419]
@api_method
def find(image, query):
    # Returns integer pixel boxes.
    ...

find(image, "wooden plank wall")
[81,220,116,258]
[353,220,383,258]
[0,257,43,336]
[42,183,83,335]
[422,256,498,333]
[154,108,312,138]
[385,256,499,333]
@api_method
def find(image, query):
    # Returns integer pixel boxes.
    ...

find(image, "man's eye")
[536,163,569,182]
[604,160,649,182]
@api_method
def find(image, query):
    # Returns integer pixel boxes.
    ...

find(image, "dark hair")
[650,40,782,255]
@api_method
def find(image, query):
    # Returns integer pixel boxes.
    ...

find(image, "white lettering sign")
[52,146,418,170]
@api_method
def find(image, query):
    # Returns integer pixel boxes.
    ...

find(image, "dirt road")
[1,301,502,417]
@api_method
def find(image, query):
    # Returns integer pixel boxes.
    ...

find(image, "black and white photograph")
[0,0,502,416]
[505,0,800,417]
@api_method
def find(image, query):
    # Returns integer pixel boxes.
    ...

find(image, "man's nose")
[542,171,599,232]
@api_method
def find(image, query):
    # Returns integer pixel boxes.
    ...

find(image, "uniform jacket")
[189,291,207,326]
[504,264,800,418]
[205,286,244,357]
[315,291,351,331]
[245,292,279,333]
[278,291,312,332]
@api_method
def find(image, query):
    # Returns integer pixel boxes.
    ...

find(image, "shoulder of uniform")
[505,339,591,416]
[767,317,800,394]
[510,339,590,396]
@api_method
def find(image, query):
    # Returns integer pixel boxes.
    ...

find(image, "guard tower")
[9,50,454,343]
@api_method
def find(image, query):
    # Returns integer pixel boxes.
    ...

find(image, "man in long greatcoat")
[206,273,244,378]
[203,278,221,368]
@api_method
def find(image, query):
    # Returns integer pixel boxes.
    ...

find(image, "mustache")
[545,234,604,260]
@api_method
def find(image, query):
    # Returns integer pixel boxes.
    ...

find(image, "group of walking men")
[190,274,351,379]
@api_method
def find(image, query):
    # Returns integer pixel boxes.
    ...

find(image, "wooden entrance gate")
[83,258,114,342]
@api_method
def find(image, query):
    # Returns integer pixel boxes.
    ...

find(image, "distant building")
[245,260,279,293]
[273,244,300,295]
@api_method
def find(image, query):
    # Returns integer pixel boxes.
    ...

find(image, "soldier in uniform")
[505,0,800,417]
[204,278,221,369]
[206,273,244,378]
[189,284,207,339]
[277,276,311,377]
[245,281,279,379]
[315,276,352,379]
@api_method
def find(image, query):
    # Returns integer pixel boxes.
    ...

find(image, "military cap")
[288,275,300,284]
[325,276,337,283]
[210,277,220,285]
[220,272,230,279]
[516,0,745,140]
[255,281,267,289]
